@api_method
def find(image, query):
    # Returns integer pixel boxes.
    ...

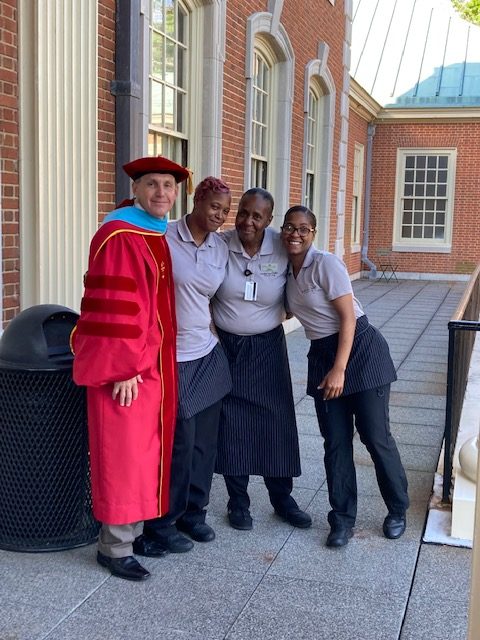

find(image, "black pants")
[224,474,297,512]
[144,399,222,537]
[314,385,409,529]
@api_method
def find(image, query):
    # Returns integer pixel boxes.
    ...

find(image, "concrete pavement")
[0,279,471,640]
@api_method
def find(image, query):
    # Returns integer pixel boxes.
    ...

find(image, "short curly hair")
[193,176,231,205]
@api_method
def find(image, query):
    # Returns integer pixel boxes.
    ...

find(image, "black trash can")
[0,304,99,552]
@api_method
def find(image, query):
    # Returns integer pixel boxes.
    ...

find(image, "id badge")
[244,280,258,301]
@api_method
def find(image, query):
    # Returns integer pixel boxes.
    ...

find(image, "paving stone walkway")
[0,279,471,640]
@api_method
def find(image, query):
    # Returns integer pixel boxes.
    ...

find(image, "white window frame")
[393,148,457,253]
[304,87,319,210]
[245,12,294,227]
[351,142,364,252]
[250,48,272,189]
[147,0,191,195]
[141,0,226,214]
[303,44,336,250]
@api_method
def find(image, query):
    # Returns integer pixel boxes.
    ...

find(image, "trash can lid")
[0,304,79,370]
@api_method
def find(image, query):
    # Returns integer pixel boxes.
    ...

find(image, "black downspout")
[361,123,378,279]
[110,0,143,205]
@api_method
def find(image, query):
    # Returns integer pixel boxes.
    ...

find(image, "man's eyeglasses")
[281,223,315,237]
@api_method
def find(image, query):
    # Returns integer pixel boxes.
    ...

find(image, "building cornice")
[374,107,480,124]
[349,77,381,121]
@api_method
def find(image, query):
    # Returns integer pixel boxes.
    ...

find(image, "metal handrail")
[443,265,480,503]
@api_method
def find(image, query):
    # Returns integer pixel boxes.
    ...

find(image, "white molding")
[19,0,98,311]
[244,12,294,224]
[335,5,352,257]
[393,147,457,251]
[200,0,226,177]
[267,0,284,34]
[349,77,382,120]
[140,4,150,155]
[302,43,336,251]
[375,108,480,123]
[392,244,452,254]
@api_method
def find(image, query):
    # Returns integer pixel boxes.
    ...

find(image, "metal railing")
[443,264,480,503]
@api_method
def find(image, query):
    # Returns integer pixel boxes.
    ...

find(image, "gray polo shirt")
[286,246,365,340]
[166,216,228,362]
[212,228,288,335]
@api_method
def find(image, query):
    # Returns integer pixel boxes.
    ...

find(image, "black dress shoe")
[326,527,353,548]
[383,514,406,539]
[177,521,215,542]
[275,507,312,528]
[97,552,150,581]
[228,508,253,530]
[152,531,194,553]
[132,534,168,557]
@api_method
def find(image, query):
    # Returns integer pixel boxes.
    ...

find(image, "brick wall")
[0,0,19,325]
[222,0,345,233]
[98,0,116,218]
[369,121,480,275]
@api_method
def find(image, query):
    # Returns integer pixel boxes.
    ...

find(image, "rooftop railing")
[443,264,480,503]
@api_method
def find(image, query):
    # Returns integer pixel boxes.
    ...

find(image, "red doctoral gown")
[72,220,177,525]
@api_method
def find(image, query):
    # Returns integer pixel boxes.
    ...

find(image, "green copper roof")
[351,0,480,108]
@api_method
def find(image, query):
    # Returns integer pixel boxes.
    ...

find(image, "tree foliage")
[451,0,480,25]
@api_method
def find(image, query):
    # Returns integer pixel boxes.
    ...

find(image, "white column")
[19,0,98,312]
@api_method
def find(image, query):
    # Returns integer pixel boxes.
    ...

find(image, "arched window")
[245,13,293,225]
[149,0,189,159]
[305,87,320,209]
[145,0,226,217]
[251,49,272,188]
[148,0,190,216]
[303,46,336,249]
[351,143,364,249]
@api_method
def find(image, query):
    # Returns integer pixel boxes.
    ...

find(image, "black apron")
[215,325,301,477]
[307,315,397,398]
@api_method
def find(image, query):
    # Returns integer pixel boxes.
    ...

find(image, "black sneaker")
[228,508,253,530]
[275,507,312,528]
[132,534,168,557]
[177,521,215,542]
[148,531,194,553]
[326,527,354,548]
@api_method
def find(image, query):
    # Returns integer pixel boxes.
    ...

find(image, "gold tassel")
[185,168,194,195]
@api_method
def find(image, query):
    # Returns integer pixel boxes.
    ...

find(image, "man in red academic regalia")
[72,156,190,581]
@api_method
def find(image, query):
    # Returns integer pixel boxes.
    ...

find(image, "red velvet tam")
[123,156,190,183]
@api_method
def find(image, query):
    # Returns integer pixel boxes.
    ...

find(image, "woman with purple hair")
[137,176,233,556]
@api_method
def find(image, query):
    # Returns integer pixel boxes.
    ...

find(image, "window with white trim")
[251,51,270,188]
[148,0,189,217]
[351,143,364,248]
[244,15,294,224]
[302,52,335,250]
[304,88,319,209]
[394,149,456,251]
